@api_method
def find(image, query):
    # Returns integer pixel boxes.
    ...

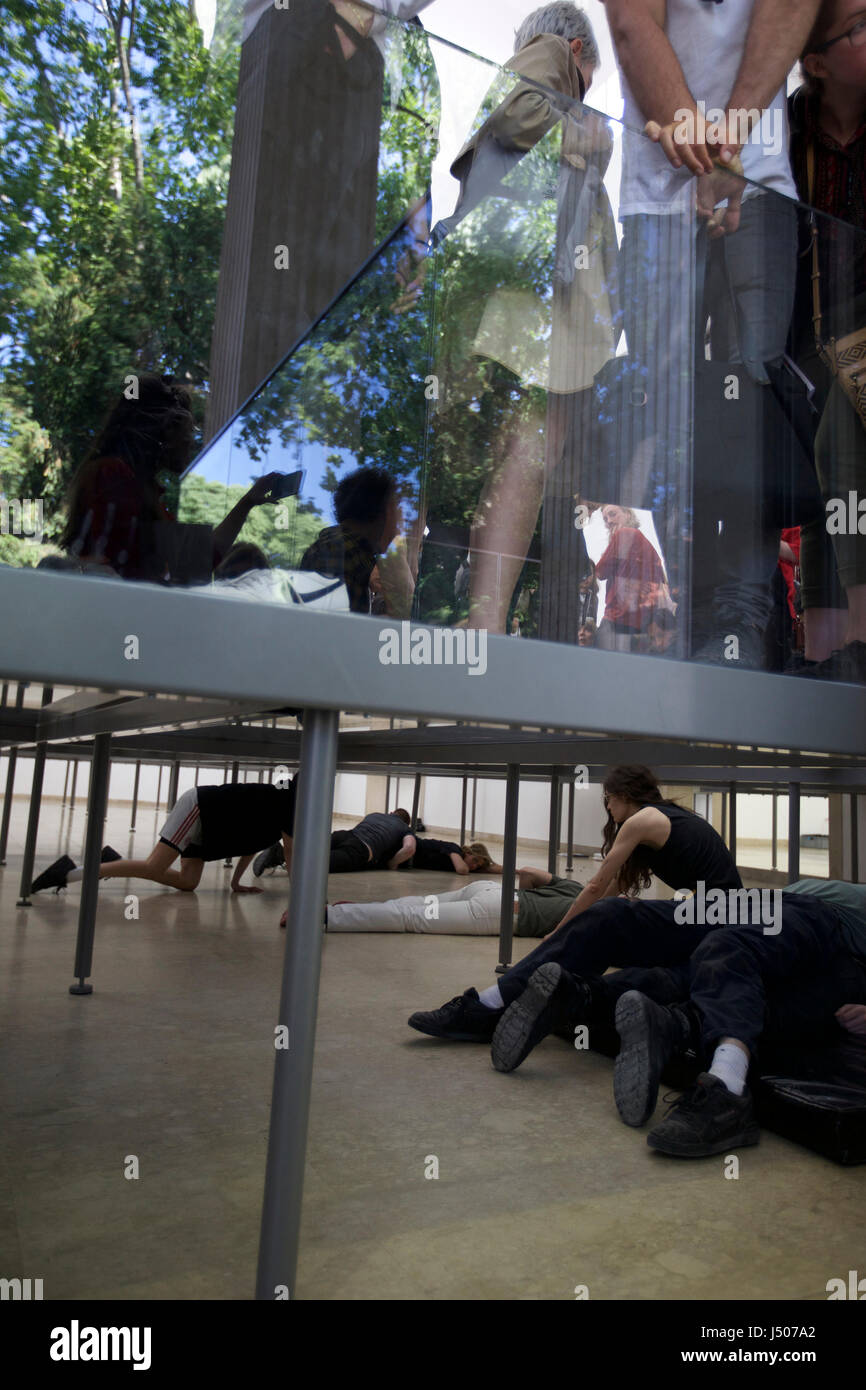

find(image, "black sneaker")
[614,990,691,1127]
[491,963,591,1073]
[31,855,76,894]
[792,640,866,686]
[101,846,122,863]
[253,842,283,877]
[408,988,501,1042]
[647,1072,760,1157]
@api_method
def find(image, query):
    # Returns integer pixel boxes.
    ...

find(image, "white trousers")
[327,880,504,934]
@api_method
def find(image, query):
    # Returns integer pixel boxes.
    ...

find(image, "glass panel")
[3,7,865,691]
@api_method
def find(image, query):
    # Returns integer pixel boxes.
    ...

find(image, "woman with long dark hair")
[56,373,286,582]
[550,764,741,934]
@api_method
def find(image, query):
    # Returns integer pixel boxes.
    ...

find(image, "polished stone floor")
[0,798,862,1301]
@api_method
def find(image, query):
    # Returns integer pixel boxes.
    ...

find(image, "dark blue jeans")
[620,194,798,635]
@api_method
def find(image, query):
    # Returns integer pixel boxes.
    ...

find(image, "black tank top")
[637,804,741,893]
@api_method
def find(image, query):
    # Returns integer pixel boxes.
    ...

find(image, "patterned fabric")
[298,523,377,613]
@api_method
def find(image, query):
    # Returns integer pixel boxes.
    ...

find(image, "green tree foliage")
[0,0,241,531]
[177,474,323,569]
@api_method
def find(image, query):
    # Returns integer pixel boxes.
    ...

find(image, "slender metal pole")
[496,765,520,974]
[788,781,801,884]
[728,781,737,861]
[62,760,71,804]
[411,774,422,831]
[155,764,163,814]
[69,758,79,812]
[547,772,562,875]
[16,686,54,905]
[771,791,778,870]
[0,685,26,864]
[255,707,339,1300]
[225,761,239,865]
[459,776,468,848]
[130,761,141,831]
[0,748,18,866]
[470,779,477,840]
[167,760,180,809]
[566,776,575,873]
[70,733,112,995]
[850,794,859,883]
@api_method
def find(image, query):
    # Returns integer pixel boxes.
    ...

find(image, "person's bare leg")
[803,606,848,661]
[97,842,204,892]
[469,410,546,632]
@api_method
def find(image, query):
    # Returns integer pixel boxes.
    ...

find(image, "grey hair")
[514,3,600,65]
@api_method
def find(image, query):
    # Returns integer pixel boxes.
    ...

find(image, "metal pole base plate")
[69,981,93,996]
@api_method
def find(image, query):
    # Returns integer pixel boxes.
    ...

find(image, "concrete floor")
[0,798,862,1301]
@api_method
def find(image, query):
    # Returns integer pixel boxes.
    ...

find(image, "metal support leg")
[850,794,859,883]
[547,772,562,875]
[459,776,468,848]
[255,707,339,1300]
[225,761,239,865]
[0,748,18,866]
[470,779,477,840]
[566,776,575,874]
[130,761,141,831]
[69,758,79,812]
[496,765,520,974]
[62,760,71,804]
[411,774,422,831]
[155,764,163,814]
[0,685,27,865]
[771,791,778,870]
[16,686,53,905]
[728,781,737,862]
[788,781,801,884]
[70,734,112,995]
[167,760,180,809]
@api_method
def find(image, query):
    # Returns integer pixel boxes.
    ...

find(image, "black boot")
[614,991,692,1127]
[491,963,593,1073]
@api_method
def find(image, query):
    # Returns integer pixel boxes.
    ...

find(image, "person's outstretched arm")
[450,852,471,874]
[604,0,713,172]
[231,854,261,894]
[719,0,822,162]
[546,815,647,935]
[518,867,553,890]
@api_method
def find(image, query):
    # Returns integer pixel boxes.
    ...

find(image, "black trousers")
[328,830,371,873]
[687,895,866,1057]
[499,898,716,1006]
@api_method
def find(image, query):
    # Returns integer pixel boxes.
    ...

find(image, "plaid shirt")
[299,523,377,613]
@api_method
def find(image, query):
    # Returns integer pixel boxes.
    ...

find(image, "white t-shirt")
[619,0,797,216]
[242,0,433,51]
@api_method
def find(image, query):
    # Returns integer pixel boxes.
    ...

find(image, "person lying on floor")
[255,807,415,877]
[609,877,866,1159]
[399,838,503,875]
[31,778,297,896]
[306,865,580,934]
[408,761,740,1020]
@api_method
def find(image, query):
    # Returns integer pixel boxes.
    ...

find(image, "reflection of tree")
[178,476,323,569]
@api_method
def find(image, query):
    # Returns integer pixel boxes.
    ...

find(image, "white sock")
[66,866,84,883]
[478,984,505,1010]
[709,1043,748,1096]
